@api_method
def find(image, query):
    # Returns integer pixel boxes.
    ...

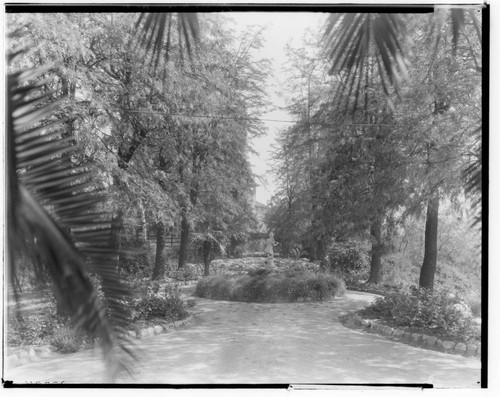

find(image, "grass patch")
[195,267,346,303]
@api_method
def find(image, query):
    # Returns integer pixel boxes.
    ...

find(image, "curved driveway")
[5,291,481,387]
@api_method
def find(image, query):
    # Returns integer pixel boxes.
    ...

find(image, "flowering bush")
[361,286,480,342]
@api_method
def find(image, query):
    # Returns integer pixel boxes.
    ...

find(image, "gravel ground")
[4,291,481,387]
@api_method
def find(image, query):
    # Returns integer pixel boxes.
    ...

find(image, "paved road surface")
[5,291,481,387]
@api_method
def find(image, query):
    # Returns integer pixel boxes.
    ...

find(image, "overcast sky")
[228,12,326,204]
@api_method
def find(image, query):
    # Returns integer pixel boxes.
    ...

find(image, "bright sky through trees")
[229,12,325,204]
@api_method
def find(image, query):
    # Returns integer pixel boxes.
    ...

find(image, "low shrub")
[347,280,401,296]
[131,285,189,321]
[168,263,201,281]
[324,241,369,285]
[208,257,320,277]
[380,253,419,286]
[467,296,481,318]
[8,295,71,347]
[132,294,189,321]
[289,244,308,259]
[50,327,84,353]
[242,252,266,258]
[361,286,480,342]
[195,270,346,303]
[247,267,274,278]
[119,239,155,279]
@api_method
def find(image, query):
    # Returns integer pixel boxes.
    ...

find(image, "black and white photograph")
[3,1,487,389]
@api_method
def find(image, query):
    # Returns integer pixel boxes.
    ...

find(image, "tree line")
[8,13,270,280]
[7,12,270,376]
[7,8,482,378]
[267,10,482,290]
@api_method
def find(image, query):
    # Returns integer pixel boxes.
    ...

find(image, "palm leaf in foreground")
[7,45,135,380]
[463,126,482,229]
[134,12,200,73]
[323,13,409,112]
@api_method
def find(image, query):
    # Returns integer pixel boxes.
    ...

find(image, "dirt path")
[5,291,481,387]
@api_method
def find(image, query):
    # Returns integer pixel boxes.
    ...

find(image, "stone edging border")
[165,280,198,287]
[5,346,54,369]
[6,315,195,369]
[6,279,199,370]
[340,312,481,359]
[126,315,193,340]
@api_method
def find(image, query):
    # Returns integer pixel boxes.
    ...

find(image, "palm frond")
[133,12,200,73]
[468,9,482,45]
[450,8,465,55]
[323,13,408,112]
[463,126,482,228]
[8,42,135,379]
[191,232,227,256]
[435,6,482,54]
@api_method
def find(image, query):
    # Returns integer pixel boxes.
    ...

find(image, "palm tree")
[6,13,199,381]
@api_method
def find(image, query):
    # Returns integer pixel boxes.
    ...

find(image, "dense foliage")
[195,264,346,303]
[132,293,188,322]
[6,9,482,376]
[361,286,480,342]
[267,10,481,290]
[8,281,191,354]
[50,328,87,353]
[324,241,369,274]
[124,281,190,321]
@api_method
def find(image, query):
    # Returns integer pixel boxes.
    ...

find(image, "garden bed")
[340,311,481,358]
[339,284,481,358]
[209,257,320,276]
[7,279,196,361]
[195,258,346,303]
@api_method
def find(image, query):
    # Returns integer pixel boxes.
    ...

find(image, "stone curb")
[340,312,481,359]
[6,346,54,369]
[6,315,195,369]
[129,315,194,340]
[165,280,199,287]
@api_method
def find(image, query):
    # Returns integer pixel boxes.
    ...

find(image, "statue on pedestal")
[264,231,277,268]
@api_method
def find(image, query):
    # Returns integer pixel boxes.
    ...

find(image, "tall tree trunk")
[137,200,149,269]
[137,200,148,243]
[309,186,320,262]
[203,240,211,276]
[309,237,317,261]
[316,237,326,263]
[306,74,321,264]
[367,215,384,284]
[419,191,440,289]
[178,186,198,269]
[110,210,124,273]
[152,222,166,280]
[178,213,190,269]
[281,241,290,258]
